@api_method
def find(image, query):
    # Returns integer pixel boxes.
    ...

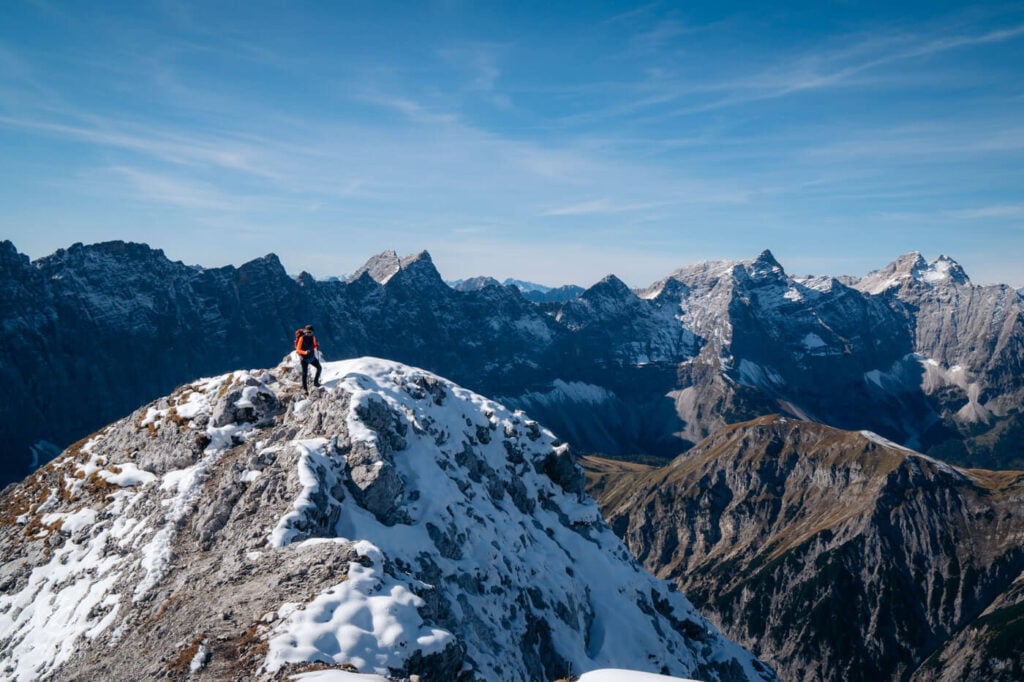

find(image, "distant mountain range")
[2,240,1022,488]
[448,274,585,303]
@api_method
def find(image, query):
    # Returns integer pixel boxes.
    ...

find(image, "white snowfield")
[0,357,773,682]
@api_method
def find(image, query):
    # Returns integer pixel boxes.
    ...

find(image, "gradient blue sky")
[2,1,1023,287]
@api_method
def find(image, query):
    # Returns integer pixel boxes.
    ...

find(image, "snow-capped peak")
[747,249,784,276]
[921,254,970,285]
[855,252,970,294]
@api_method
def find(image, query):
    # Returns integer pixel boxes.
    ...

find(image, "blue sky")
[2,1,1023,287]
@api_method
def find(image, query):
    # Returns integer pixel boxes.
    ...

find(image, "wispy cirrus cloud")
[541,198,671,216]
[105,164,251,209]
[0,114,283,180]
[104,165,241,211]
[948,204,1024,219]
[352,89,461,126]
[561,17,1024,125]
[659,21,1024,117]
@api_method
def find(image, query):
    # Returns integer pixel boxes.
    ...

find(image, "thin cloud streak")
[0,115,284,181]
[541,198,672,216]
[615,20,1024,121]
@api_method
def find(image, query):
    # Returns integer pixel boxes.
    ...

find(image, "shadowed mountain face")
[2,241,1022,486]
[584,416,1024,682]
[0,242,565,486]
[0,357,777,682]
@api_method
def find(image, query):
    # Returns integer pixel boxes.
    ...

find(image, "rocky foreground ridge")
[0,357,775,682]
[2,241,1022,487]
[584,416,1024,682]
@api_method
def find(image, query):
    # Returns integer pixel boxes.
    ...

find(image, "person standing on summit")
[294,324,322,392]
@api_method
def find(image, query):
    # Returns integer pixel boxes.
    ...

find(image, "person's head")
[305,324,314,332]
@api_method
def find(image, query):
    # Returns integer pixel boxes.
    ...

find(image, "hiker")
[294,324,322,391]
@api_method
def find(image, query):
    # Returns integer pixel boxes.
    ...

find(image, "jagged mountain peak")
[555,274,645,329]
[348,249,401,284]
[855,252,971,294]
[502,277,550,293]
[733,249,788,285]
[348,249,439,286]
[649,251,787,298]
[928,254,971,285]
[0,357,775,682]
[449,275,502,292]
[750,249,783,271]
[584,273,634,299]
[0,240,25,265]
[239,252,287,276]
[45,240,171,264]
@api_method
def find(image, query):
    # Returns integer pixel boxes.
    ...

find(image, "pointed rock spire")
[583,274,634,300]
[349,249,402,284]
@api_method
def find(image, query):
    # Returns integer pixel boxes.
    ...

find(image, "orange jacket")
[295,331,319,356]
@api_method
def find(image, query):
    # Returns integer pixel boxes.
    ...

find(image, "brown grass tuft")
[166,635,206,675]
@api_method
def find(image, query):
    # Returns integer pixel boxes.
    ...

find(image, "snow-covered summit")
[0,357,775,682]
[854,252,971,295]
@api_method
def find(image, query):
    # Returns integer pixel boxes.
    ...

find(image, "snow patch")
[736,359,784,389]
[517,378,616,406]
[801,333,827,350]
[579,670,701,682]
[264,555,455,675]
[98,463,156,487]
[189,643,210,673]
[860,430,967,479]
[291,671,392,682]
[268,439,333,547]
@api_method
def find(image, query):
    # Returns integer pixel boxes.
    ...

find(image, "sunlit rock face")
[585,415,1024,682]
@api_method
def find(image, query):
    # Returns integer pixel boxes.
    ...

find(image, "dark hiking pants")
[301,356,322,391]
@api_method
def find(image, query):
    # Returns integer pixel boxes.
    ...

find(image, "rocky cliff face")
[0,357,776,682]
[633,251,925,449]
[586,416,1024,682]
[852,252,1024,469]
[2,241,1022,487]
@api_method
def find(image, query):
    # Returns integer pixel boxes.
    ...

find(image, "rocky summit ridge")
[0,356,776,682]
